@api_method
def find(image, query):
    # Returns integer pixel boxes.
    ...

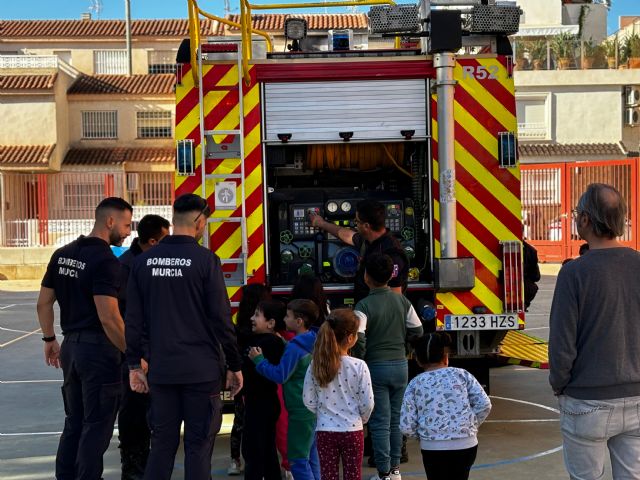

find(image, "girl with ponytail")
[303,309,374,480]
[400,332,492,480]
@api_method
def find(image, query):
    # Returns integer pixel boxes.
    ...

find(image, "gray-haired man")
[549,183,640,480]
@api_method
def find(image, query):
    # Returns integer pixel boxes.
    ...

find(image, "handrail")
[187,0,273,85]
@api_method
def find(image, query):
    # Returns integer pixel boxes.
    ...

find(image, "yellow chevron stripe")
[478,58,515,96]
[432,120,521,219]
[453,63,516,131]
[248,243,265,274]
[456,144,521,220]
[247,204,264,238]
[437,292,473,315]
[218,65,240,87]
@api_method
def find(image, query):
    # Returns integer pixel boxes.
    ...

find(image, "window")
[94,50,127,74]
[82,111,118,139]
[63,183,105,211]
[148,50,177,74]
[516,93,550,140]
[136,111,172,138]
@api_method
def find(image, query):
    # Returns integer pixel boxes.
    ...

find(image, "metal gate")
[521,159,638,262]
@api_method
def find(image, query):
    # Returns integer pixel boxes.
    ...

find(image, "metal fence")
[522,159,638,262]
[0,171,174,247]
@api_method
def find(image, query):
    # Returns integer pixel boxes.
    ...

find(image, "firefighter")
[125,193,243,480]
[36,197,133,480]
[309,199,409,303]
[117,214,170,480]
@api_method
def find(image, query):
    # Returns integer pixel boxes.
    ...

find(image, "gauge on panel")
[327,201,338,213]
[340,201,352,212]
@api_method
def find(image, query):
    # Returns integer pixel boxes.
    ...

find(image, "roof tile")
[0,145,55,165]
[226,13,369,31]
[68,74,174,95]
[63,148,174,166]
[0,74,57,91]
[0,18,223,39]
[518,143,625,157]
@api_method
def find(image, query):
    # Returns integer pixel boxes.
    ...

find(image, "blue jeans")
[368,360,408,475]
[559,394,640,480]
[290,435,321,480]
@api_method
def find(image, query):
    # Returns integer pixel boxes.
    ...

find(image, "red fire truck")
[175,0,524,389]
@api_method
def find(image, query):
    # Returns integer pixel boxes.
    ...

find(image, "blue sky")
[1,0,637,34]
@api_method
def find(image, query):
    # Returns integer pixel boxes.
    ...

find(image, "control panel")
[272,191,419,286]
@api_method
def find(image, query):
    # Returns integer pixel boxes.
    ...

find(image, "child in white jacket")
[303,308,374,480]
[400,332,491,480]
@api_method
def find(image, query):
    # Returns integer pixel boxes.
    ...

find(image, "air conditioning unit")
[625,86,640,106]
[624,107,640,127]
[328,30,353,51]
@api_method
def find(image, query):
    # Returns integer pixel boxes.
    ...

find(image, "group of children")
[229,253,492,480]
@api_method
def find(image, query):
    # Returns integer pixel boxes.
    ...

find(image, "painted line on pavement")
[0,328,41,348]
[0,380,62,384]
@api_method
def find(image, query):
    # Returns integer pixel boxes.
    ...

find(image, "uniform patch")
[392,264,399,278]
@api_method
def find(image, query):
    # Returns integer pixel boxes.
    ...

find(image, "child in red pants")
[302,309,374,480]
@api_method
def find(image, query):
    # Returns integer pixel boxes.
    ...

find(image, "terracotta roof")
[63,148,174,166]
[0,145,55,165]
[226,13,369,31]
[68,74,174,95]
[1,74,57,91]
[0,18,223,39]
[518,143,626,157]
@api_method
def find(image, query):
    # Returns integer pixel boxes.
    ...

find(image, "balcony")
[518,122,549,141]
[0,55,59,70]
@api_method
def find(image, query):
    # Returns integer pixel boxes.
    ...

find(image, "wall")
[517,0,562,27]
[516,69,639,144]
[5,39,182,74]
[67,97,175,148]
[563,3,607,42]
[0,95,57,145]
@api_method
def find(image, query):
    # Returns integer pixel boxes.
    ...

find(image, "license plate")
[444,314,518,330]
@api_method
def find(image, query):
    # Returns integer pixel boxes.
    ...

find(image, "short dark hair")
[287,299,320,329]
[365,253,393,286]
[256,300,286,332]
[410,332,453,365]
[95,197,133,219]
[137,214,170,244]
[173,193,209,214]
[356,200,386,231]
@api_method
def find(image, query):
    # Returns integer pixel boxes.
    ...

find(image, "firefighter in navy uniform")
[310,199,409,303]
[125,193,243,480]
[36,197,133,480]
[117,214,170,480]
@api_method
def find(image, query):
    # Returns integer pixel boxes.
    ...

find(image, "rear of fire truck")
[175,0,523,391]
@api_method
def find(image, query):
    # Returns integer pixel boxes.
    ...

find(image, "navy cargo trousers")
[56,330,122,480]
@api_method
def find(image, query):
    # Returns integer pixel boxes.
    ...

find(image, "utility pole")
[125,0,132,75]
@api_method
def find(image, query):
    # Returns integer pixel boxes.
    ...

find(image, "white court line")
[0,303,37,310]
[0,328,41,348]
[491,395,560,414]
[0,326,34,334]
[0,380,62,384]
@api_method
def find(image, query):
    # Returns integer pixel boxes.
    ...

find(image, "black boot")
[121,447,148,480]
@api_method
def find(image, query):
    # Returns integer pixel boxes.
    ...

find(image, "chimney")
[81,13,92,21]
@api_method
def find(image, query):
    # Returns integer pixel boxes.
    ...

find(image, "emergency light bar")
[368,4,420,34]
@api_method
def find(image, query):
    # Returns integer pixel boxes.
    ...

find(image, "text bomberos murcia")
[57,257,86,278]
[147,257,192,277]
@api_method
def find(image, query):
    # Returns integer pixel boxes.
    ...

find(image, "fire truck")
[175,0,524,390]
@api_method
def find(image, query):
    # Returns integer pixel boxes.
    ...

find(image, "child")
[242,300,286,480]
[303,309,374,480]
[291,273,329,326]
[400,333,492,480]
[249,299,321,480]
[228,284,271,476]
[352,253,423,480]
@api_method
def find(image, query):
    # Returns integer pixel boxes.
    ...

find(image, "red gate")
[522,159,638,262]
